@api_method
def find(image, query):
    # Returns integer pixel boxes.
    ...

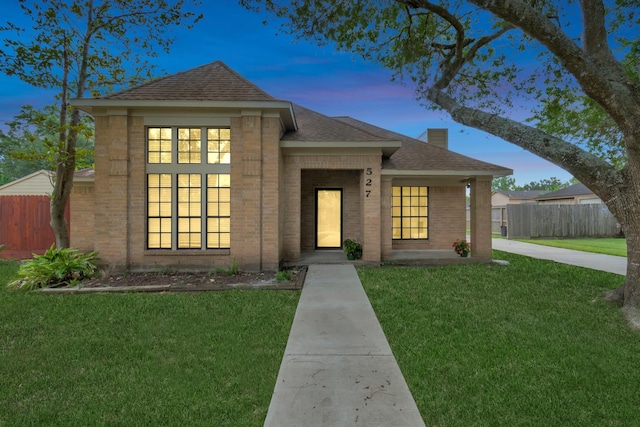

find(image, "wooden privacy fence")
[505,204,620,239]
[0,195,70,259]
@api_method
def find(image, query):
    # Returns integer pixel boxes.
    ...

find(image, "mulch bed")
[43,267,306,294]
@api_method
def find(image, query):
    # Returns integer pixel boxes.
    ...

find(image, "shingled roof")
[283,104,390,143]
[334,116,509,174]
[535,183,595,200]
[98,61,278,102]
[75,60,511,176]
[494,190,547,199]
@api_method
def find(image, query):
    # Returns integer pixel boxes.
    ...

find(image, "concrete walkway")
[492,238,626,275]
[264,264,425,427]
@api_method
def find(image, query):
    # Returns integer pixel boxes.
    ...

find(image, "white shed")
[0,170,54,195]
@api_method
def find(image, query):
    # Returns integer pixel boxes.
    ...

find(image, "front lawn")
[360,252,638,426]
[518,237,627,257]
[0,261,298,426]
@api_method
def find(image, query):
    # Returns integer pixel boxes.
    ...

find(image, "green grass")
[518,237,627,257]
[0,261,298,426]
[360,252,638,426]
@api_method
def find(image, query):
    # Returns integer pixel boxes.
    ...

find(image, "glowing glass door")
[316,189,342,248]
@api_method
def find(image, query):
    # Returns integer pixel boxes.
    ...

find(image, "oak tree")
[245,1,640,316]
[0,0,202,248]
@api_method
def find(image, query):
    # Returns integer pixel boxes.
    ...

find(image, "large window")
[392,186,428,239]
[147,127,231,250]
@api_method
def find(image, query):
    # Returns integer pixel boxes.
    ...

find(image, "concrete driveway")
[492,238,626,275]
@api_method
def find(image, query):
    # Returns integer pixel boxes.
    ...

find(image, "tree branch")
[470,0,638,137]
[426,85,624,203]
[579,0,616,64]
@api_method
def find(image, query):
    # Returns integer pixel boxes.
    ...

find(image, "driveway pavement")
[264,264,425,427]
[492,238,626,275]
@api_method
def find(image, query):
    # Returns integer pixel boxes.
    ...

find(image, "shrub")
[342,238,363,260]
[276,270,292,281]
[6,244,99,290]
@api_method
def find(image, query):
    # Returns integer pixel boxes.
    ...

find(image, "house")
[535,183,602,205]
[70,61,512,271]
[0,170,53,195]
[491,190,546,207]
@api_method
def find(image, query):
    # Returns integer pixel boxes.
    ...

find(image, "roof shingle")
[100,61,278,102]
[334,117,509,173]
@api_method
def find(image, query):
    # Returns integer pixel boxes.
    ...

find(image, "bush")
[276,270,292,281]
[342,238,363,260]
[6,245,99,290]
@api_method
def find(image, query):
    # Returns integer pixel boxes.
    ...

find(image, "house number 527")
[365,167,373,197]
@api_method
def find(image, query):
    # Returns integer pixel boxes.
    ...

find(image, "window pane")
[148,234,160,249]
[148,204,159,217]
[160,202,172,216]
[177,173,202,249]
[148,173,172,249]
[178,128,202,164]
[207,128,231,164]
[178,202,189,217]
[148,218,160,233]
[160,233,171,248]
[147,127,172,164]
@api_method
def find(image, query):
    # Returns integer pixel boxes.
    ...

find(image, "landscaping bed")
[72,267,306,293]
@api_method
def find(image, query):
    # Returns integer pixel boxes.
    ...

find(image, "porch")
[282,249,485,267]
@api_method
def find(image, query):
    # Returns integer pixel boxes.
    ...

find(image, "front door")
[316,189,342,248]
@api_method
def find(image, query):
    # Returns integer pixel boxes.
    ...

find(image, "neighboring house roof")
[535,183,596,201]
[98,61,278,102]
[0,170,54,195]
[74,168,95,181]
[494,190,547,199]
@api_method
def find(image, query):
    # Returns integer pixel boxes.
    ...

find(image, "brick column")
[362,163,381,262]
[470,176,492,259]
[260,116,281,270]
[282,158,301,262]
[380,176,393,260]
[231,114,262,271]
[94,114,129,269]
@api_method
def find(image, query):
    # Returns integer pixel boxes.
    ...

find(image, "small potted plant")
[452,239,471,257]
[343,238,363,260]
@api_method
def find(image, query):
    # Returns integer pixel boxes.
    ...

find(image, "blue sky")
[0,1,573,185]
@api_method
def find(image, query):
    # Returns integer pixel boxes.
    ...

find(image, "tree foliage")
[244,0,640,312]
[0,105,94,182]
[492,176,576,192]
[0,0,202,248]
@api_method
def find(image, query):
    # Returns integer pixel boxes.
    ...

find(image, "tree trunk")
[50,181,70,249]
